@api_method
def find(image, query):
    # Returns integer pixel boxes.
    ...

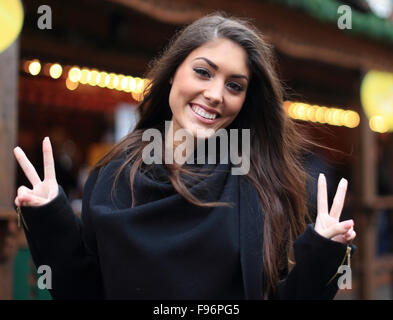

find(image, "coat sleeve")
[273,224,356,300]
[16,168,105,299]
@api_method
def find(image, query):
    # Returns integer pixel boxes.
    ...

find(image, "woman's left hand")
[314,173,356,244]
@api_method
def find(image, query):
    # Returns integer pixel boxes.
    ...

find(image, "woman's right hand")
[13,137,59,207]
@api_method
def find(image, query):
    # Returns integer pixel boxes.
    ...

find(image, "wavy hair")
[95,12,312,296]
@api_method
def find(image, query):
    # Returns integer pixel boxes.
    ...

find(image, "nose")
[203,80,224,105]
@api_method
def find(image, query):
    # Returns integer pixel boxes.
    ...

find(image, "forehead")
[185,38,250,76]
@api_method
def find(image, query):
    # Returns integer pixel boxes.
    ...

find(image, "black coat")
[18,153,354,300]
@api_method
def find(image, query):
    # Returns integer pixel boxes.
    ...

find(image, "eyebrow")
[193,57,249,82]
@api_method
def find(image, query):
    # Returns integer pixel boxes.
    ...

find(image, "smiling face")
[168,38,250,139]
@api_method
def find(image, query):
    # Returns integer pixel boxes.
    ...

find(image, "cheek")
[169,75,195,112]
[226,97,245,118]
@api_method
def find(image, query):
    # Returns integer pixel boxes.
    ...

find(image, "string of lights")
[23,59,386,132]
[22,59,148,102]
[284,101,360,129]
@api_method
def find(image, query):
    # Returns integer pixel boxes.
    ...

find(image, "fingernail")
[346,220,354,228]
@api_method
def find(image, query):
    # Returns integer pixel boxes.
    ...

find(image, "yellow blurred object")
[132,91,144,102]
[361,70,393,132]
[28,60,41,76]
[370,116,388,133]
[284,101,359,128]
[65,77,79,91]
[49,63,62,79]
[68,67,81,82]
[0,0,24,53]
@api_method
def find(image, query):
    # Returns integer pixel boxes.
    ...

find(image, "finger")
[330,178,348,220]
[17,185,33,197]
[317,173,329,216]
[16,192,48,207]
[13,147,42,187]
[16,185,34,204]
[322,219,354,239]
[23,194,48,206]
[345,229,356,243]
[43,137,56,181]
[331,234,347,243]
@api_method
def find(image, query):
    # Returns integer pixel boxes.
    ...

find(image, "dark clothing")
[18,153,353,300]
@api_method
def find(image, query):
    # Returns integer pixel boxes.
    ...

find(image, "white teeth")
[191,105,217,120]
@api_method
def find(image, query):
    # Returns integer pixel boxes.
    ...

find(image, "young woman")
[13,13,356,300]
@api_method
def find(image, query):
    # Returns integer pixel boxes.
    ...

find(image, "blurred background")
[0,0,393,300]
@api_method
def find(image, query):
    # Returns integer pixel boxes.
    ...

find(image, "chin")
[189,124,219,140]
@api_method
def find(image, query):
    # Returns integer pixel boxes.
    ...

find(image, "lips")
[191,103,219,114]
[189,103,220,124]
[190,103,220,116]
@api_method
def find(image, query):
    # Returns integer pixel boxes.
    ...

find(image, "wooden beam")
[109,0,205,24]
[353,109,377,299]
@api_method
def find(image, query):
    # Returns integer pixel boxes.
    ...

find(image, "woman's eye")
[227,82,244,92]
[193,68,211,78]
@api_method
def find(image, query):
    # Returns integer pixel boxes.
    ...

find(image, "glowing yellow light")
[283,101,291,114]
[324,108,333,124]
[283,100,359,128]
[345,111,360,128]
[123,77,133,92]
[107,73,116,89]
[116,75,125,91]
[89,70,99,86]
[28,60,41,76]
[144,78,152,93]
[315,107,326,123]
[113,75,120,89]
[66,77,79,91]
[132,91,144,102]
[0,0,24,53]
[49,63,62,79]
[121,76,129,91]
[129,77,137,91]
[298,103,308,120]
[307,106,317,122]
[135,77,145,93]
[287,103,295,118]
[104,74,110,87]
[289,103,296,119]
[331,109,342,126]
[80,69,90,84]
[370,116,388,133]
[98,72,108,88]
[361,70,393,132]
[68,67,81,82]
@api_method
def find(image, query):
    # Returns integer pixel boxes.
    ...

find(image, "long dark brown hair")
[95,12,311,296]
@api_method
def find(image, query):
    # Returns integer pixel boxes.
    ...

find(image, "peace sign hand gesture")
[314,174,356,244]
[13,137,59,207]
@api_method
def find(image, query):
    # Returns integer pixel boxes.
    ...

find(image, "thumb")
[16,193,50,207]
[322,220,354,239]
